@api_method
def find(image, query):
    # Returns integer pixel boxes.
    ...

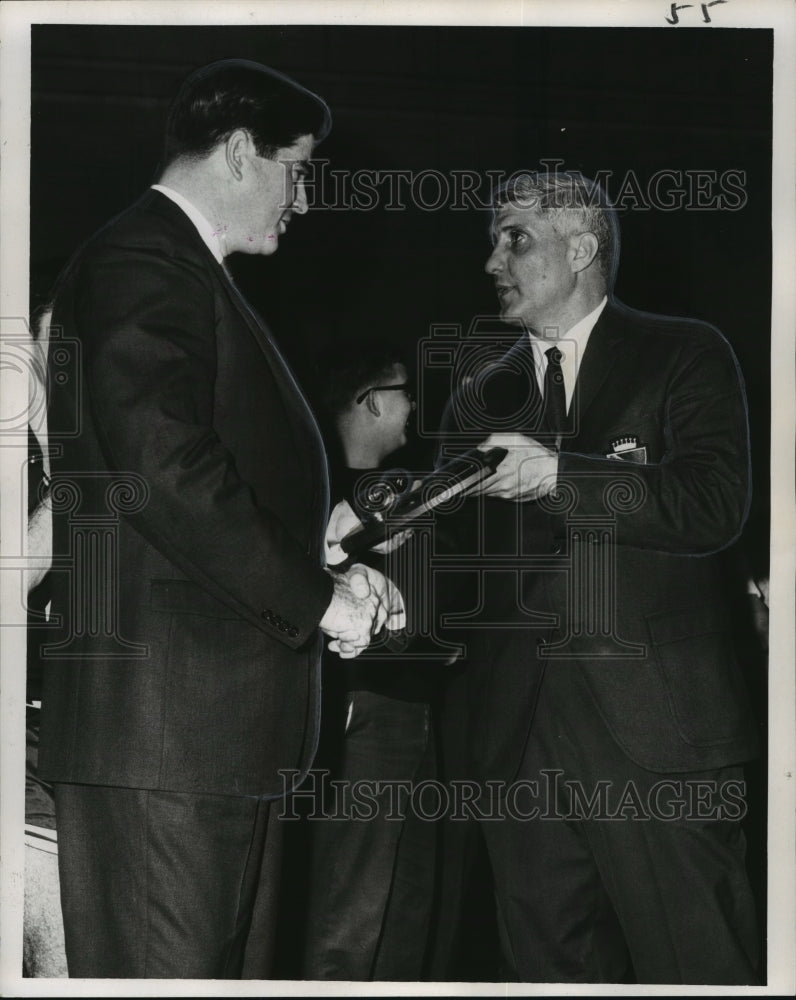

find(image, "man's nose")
[485,245,503,275]
[293,178,309,215]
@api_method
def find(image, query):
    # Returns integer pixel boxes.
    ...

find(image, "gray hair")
[494,170,619,288]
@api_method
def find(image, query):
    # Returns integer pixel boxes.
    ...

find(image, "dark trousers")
[481,663,760,985]
[54,782,282,978]
[301,690,437,980]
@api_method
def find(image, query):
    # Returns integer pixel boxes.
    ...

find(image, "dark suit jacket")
[39,190,333,798]
[440,299,759,782]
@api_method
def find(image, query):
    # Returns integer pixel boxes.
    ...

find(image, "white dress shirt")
[528,296,608,411]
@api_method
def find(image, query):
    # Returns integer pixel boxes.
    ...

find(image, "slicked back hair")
[163,58,332,165]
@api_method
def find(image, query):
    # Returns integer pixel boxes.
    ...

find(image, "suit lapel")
[214,262,326,445]
[499,312,636,441]
[147,189,299,400]
[213,259,284,376]
[571,302,640,433]
[147,190,328,515]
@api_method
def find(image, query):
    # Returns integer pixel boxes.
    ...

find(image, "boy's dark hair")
[316,340,409,420]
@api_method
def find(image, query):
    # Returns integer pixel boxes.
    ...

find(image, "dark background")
[30,23,772,979]
[31,25,772,542]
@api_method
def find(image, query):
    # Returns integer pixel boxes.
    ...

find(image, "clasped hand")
[319,563,405,659]
[472,432,559,501]
[325,497,412,567]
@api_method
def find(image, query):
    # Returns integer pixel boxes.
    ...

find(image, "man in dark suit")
[438,170,760,983]
[39,59,393,979]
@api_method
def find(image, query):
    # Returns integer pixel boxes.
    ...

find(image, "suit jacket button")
[288,627,299,638]
[551,543,563,554]
[536,636,547,647]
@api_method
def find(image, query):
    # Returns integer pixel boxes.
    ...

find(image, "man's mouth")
[495,284,514,301]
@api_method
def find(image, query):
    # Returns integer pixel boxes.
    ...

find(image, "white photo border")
[1,1,794,996]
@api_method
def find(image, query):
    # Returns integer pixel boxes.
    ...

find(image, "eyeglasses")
[356,383,416,405]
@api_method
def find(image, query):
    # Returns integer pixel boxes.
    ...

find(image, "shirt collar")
[527,295,608,406]
[528,296,608,361]
[151,184,226,264]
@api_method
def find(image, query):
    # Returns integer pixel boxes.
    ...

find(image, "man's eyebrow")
[494,219,530,235]
[489,217,536,245]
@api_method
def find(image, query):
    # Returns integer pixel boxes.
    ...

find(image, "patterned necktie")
[541,346,567,436]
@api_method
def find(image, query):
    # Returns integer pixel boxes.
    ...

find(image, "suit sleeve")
[74,246,333,647]
[555,330,751,555]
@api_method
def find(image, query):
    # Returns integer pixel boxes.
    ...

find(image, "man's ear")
[570,232,599,274]
[365,391,381,417]
[225,129,253,182]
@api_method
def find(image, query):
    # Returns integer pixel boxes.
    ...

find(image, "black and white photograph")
[0,0,794,994]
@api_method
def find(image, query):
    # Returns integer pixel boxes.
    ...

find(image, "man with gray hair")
[438,169,760,983]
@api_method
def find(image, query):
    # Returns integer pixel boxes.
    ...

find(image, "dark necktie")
[541,346,567,437]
